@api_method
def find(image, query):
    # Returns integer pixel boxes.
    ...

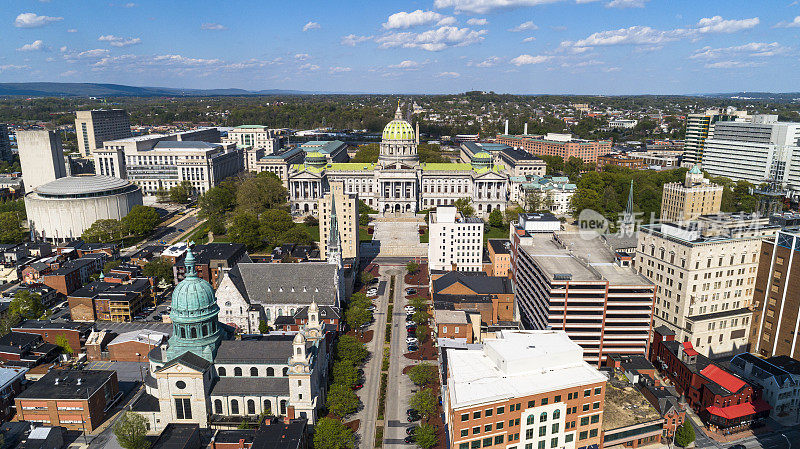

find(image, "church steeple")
[620,180,635,235]
[327,198,342,268]
[394,100,403,120]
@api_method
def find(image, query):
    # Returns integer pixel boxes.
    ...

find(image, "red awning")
[706,399,771,420]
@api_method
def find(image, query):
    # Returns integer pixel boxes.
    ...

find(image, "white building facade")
[428,205,484,272]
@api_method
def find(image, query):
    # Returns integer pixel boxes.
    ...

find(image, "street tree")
[236,172,287,215]
[488,208,503,228]
[414,423,437,449]
[332,360,358,388]
[313,417,354,449]
[345,305,372,332]
[326,383,359,417]
[142,258,174,287]
[82,219,128,243]
[10,290,44,320]
[454,198,475,217]
[408,363,437,387]
[336,335,367,364]
[169,181,193,204]
[415,325,430,344]
[673,421,695,447]
[410,388,437,420]
[123,205,161,237]
[406,260,420,274]
[227,212,262,250]
[113,411,150,449]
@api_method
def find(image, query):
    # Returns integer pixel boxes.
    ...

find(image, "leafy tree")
[414,423,437,449]
[258,319,269,334]
[280,226,314,246]
[406,260,420,274]
[488,208,503,228]
[236,172,287,215]
[10,290,44,320]
[351,143,379,163]
[113,412,150,449]
[410,297,427,312]
[569,188,602,219]
[408,363,437,387]
[304,215,319,227]
[142,258,174,286]
[360,271,375,285]
[169,181,193,204]
[0,212,24,244]
[564,156,585,182]
[674,421,695,447]
[415,325,430,344]
[346,305,372,331]
[410,388,437,420]
[336,335,367,364]
[332,360,359,388]
[82,219,128,243]
[326,383,359,417]
[313,417,354,449]
[412,310,430,326]
[358,199,377,215]
[103,259,123,275]
[155,187,169,203]
[523,190,544,212]
[228,212,262,250]
[123,205,161,237]
[418,143,446,163]
[198,180,237,220]
[259,209,295,246]
[0,313,21,337]
[454,198,475,217]
[539,155,564,175]
[55,335,74,355]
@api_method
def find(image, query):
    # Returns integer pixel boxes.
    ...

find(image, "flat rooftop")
[447,330,606,409]
[602,381,661,430]
[520,233,651,285]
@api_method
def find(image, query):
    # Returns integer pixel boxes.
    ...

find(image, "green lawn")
[419,228,429,243]
[300,224,320,241]
[359,226,372,242]
[484,226,508,242]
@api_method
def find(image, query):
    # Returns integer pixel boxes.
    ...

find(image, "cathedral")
[132,247,331,432]
[287,103,510,217]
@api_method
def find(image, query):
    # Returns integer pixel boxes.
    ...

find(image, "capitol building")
[286,104,510,217]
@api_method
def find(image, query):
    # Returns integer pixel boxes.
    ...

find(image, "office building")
[682,107,749,166]
[429,205,484,272]
[318,181,358,262]
[628,151,680,170]
[510,176,576,215]
[95,129,243,195]
[729,353,800,424]
[750,228,800,359]
[660,165,723,222]
[460,142,546,178]
[0,124,11,161]
[224,125,284,171]
[597,154,645,170]
[486,239,512,277]
[431,271,514,326]
[444,330,606,449]
[638,221,777,358]
[75,109,132,157]
[702,117,800,197]
[16,130,67,191]
[511,232,655,366]
[496,133,612,163]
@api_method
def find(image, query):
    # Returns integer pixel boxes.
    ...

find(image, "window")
[525,429,534,440]
[485,424,492,432]
[496,422,504,430]
[581,417,589,426]
[283,368,289,376]
[461,429,468,437]
[474,411,481,419]
[460,442,469,449]
[589,429,598,438]
[267,367,275,377]
[540,412,547,421]
[234,367,243,376]
[537,442,545,449]
[175,381,186,389]
[175,398,192,419]
[554,395,561,402]
[474,427,481,435]
[579,431,588,440]
[552,423,559,433]
[528,400,535,408]
[539,426,546,437]
[462,413,469,422]
[584,389,590,397]
[497,406,505,414]
[593,402,600,410]
[230,399,239,415]
[550,438,558,448]
[471,441,481,449]
[527,415,535,425]
[250,367,258,376]
[483,438,493,447]
[218,367,226,376]
[541,398,548,405]
[594,387,602,395]
[494,436,504,445]
[582,404,590,411]
[247,399,256,415]
[485,408,493,417]
[553,410,560,420]
[590,415,599,424]
[565,434,573,443]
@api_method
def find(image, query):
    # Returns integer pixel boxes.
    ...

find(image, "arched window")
[190,327,197,338]
[214,399,223,414]
[250,367,258,376]
[180,327,186,338]
[282,367,289,376]
[280,400,287,415]
[263,400,272,415]
[527,415,535,425]
[202,324,208,337]
[266,309,271,321]
[247,399,256,415]
[218,367,226,376]
[267,367,275,377]
[234,367,242,376]
[231,399,239,415]
[553,409,560,420]
[296,348,302,355]
[540,412,547,422]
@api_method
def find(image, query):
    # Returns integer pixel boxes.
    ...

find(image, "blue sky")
[2,0,799,94]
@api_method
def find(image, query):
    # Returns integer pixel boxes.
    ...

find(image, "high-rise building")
[0,124,12,161]
[75,109,132,157]
[444,330,607,449]
[16,130,67,191]
[702,116,800,198]
[660,165,723,222]
[428,205,485,272]
[638,220,777,358]
[318,181,359,261]
[682,107,749,166]
[750,228,800,359]
[511,232,655,366]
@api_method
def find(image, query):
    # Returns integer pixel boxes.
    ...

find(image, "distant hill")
[0,82,315,97]
[702,92,800,102]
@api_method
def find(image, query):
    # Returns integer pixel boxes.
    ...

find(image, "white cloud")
[690,42,790,59]
[67,28,77,33]
[437,16,458,26]
[389,60,420,69]
[329,66,352,73]
[522,36,536,42]
[476,56,502,67]
[433,0,561,14]
[705,60,764,69]
[603,66,621,72]
[0,64,30,72]
[14,12,62,28]
[302,21,321,32]
[774,16,800,28]
[383,10,449,29]
[98,35,141,47]
[59,70,78,77]
[467,18,488,26]
[294,53,310,60]
[509,21,537,32]
[375,26,487,51]
[606,0,647,8]
[565,26,689,48]
[123,2,136,7]
[696,16,759,34]
[201,23,227,31]
[59,46,67,52]
[299,63,320,71]
[437,71,460,78]
[341,34,372,46]
[510,54,551,65]
[64,48,111,60]
[17,40,45,52]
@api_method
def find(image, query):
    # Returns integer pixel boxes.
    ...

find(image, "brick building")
[0,332,59,365]
[14,369,120,431]
[106,330,168,362]
[486,239,512,278]
[68,277,152,322]
[272,305,341,332]
[445,331,606,449]
[12,320,93,355]
[0,367,28,421]
[431,271,514,326]
[174,243,250,289]
[41,256,105,295]
[497,133,612,164]
[649,326,770,427]
[597,154,646,170]
[434,310,474,342]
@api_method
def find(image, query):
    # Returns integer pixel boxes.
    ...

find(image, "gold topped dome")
[382,103,415,141]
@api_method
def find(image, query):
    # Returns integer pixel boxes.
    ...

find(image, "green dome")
[689,164,702,174]
[382,119,415,141]
[170,248,219,323]
[472,151,492,160]
[305,151,327,168]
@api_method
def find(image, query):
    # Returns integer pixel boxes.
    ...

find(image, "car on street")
[404,435,416,444]
[404,305,415,313]
[406,326,417,333]
[407,344,419,352]
[406,288,417,295]
[351,383,364,390]
[406,426,418,436]
[151,315,162,321]
[367,288,378,296]
[406,320,415,327]
[367,305,376,311]
[406,337,418,345]
[368,278,379,285]
[407,411,420,422]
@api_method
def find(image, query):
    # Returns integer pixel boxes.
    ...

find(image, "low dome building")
[24,175,143,242]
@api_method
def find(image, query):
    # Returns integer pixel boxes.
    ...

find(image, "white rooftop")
[108,329,168,346]
[447,330,605,409]
[0,366,27,387]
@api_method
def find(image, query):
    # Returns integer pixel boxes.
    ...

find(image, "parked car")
[407,344,419,352]
[406,288,417,295]
[404,435,416,444]
[406,337,418,345]
[406,320,415,327]
[406,408,417,416]
[367,288,378,296]
[406,426,418,436]
[151,315,162,321]
[404,305,415,313]
[406,326,417,334]
[352,383,364,390]
[368,278,379,285]
[407,411,420,422]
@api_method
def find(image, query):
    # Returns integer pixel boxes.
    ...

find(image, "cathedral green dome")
[382,119,415,141]
[170,247,219,324]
